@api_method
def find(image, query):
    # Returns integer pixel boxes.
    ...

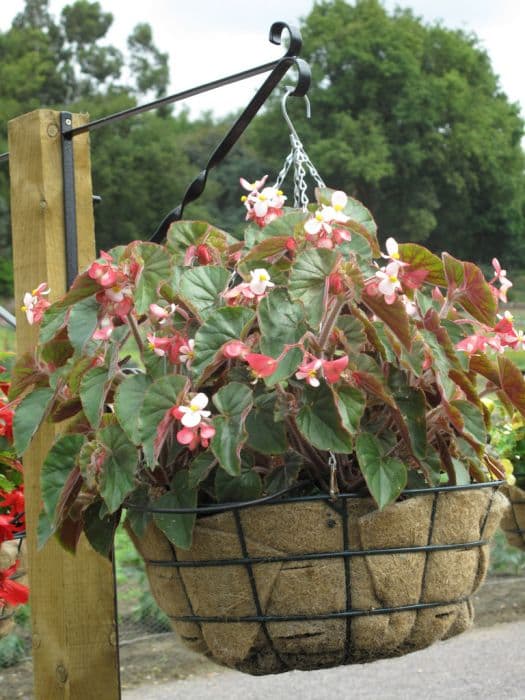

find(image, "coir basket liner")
[500,484,525,551]
[127,483,507,675]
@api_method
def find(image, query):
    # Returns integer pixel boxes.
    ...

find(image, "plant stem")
[127,313,145,364]
[318,296,348,352]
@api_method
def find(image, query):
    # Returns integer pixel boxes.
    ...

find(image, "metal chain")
[328,451,339,500]
[275,131,326,209]
[274,89,325,209]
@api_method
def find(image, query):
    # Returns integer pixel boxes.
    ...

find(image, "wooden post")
[8,110,120,699]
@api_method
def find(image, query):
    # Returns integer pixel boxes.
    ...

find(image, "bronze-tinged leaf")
[448,369,484,413]
[442,252,496,326]
[469,353,500,386]
[398,243,446,286]
[361,292,411,350]
[497,355,525,416]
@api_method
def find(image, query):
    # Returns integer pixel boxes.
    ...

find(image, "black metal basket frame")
[125,480,503,667]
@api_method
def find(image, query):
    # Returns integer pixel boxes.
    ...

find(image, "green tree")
[248,0,525,265]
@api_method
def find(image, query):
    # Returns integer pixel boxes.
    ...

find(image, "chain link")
[274,90,325,209]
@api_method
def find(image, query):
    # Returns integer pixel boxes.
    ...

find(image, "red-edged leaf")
[398,243,446,286]
[361,293,411,350]
[469,353,500,385]
[239,236,290,265]
[498,354,525,416]
[442,253,496,326]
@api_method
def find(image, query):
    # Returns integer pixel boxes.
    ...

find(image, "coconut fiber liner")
[127,485,507,675]
[0,537,26,638]
[501,484,525,551]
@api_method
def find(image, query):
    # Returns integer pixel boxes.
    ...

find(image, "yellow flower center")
[240,195,247,202]
[315,212,323,221]
[334,204,343,212]
[259,194,267,201]
[21,305,27,312]
[277,190,283,196]
[189,402,200,412]
[389,275,398,283]
[391,252,400,259]
[308,370,317,378]
[259,274,268,282]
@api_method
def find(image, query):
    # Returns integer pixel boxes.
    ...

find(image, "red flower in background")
[0,562,29,606]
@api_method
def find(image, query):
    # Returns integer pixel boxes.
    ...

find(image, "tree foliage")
[248,0,525,265]
[1,0,524,297]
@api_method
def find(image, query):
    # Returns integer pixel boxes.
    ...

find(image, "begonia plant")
[10,180,525,555]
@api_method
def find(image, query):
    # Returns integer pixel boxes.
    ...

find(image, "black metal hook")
[149,22,311,243]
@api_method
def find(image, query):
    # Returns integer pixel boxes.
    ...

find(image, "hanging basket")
[500,484,525,551]
[0,534,27,638]
[126,482,507,675]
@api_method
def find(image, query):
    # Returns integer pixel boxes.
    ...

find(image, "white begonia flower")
[179,339,195,367]
[375,261,402,303]
[304,205,335,236]
[179,393,211,428]
[249,268,275,296]
[385,237,401,260]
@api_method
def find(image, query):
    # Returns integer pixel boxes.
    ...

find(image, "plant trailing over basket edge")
[10,178,525,555]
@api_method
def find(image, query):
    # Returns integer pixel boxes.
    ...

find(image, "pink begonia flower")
[491,258,513,302]
[178,393,211,428]
[179,339,195,367]
[248,268,275,296]
[88,251,121,288]
[149,303,175,323]
[92,316,114,341]
[240,176,286,227]
[296,358,322,387]
[222,340,250,359]
[245,353,278,378]
[223,282,257,305]
[176,423,216,451]
[494,312,525,350]
[147,333,185,363]
[328,272,344,295]
[240,175,269,192]
[456,334,490,354]
[21,283,51,325]
[322,356,349,384]
[375,262,402,304]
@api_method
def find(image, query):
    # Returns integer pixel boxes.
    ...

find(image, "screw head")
[65,118,72,126]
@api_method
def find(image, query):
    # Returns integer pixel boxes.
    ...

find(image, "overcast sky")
[1,0,524,119]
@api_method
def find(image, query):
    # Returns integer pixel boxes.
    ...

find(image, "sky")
[1,0,524,119]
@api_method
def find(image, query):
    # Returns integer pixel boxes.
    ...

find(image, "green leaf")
[245,211,308,248]
[83,501,121,558]
[264,452,302,494]
[114,373,152,445]
[337,315,367,350]
[333,385,366,435]
[238,236,289,266]
[211,383,253,475]
[296,383,353,452]
[398,243,446,286]
[80,366,111,429]
[355,433,407,509]
[179,266,230,319]
[246,393,287,454]
[215,468,262,503]
[192,306,255,381]
[442,253,496,326]
[129,242,171,314]
[140,375,188,466]
[188,450,217,489]
[39,305,68,344]
[98,424,138,513]
[450,400,486,445]
[395,388,427,459]
[288,248,337,329]
[154,470,197,550]
[67,297,99,354]
[41,433,85,521]
[13,386,54,456]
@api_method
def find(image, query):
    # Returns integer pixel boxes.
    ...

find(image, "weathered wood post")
[8,110,120,699]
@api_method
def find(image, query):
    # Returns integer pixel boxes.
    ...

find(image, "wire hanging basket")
[500,484,525,551]
[126,480,507,675]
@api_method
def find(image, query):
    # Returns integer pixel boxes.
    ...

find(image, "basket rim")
[124,479,505,516]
